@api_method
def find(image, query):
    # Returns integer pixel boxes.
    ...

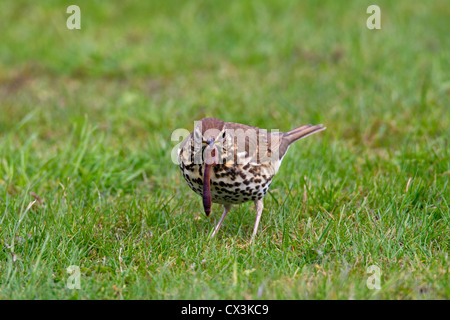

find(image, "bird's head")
[193,118,226,165]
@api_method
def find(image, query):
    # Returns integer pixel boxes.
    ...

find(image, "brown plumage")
[177,118,326,242]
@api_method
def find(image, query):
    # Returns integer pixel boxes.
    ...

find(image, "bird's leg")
[250,199,264,243]
[211,204,232,238]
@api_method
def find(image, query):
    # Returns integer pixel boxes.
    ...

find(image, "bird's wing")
[223,122,284,166]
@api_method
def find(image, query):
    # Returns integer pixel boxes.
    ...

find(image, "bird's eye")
[222,131,226,139]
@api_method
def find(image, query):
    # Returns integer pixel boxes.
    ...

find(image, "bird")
[177,117,326,242]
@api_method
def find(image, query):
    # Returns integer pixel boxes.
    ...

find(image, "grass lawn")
[0,0,449,299]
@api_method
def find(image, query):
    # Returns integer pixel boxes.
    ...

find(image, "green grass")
[0,0,449,299]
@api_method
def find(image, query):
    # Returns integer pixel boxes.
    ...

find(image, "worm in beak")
[202,138,218,216]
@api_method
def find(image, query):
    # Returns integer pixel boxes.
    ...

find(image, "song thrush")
[177,117,325,242]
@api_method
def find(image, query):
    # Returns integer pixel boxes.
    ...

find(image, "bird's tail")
[282,124,326,146]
